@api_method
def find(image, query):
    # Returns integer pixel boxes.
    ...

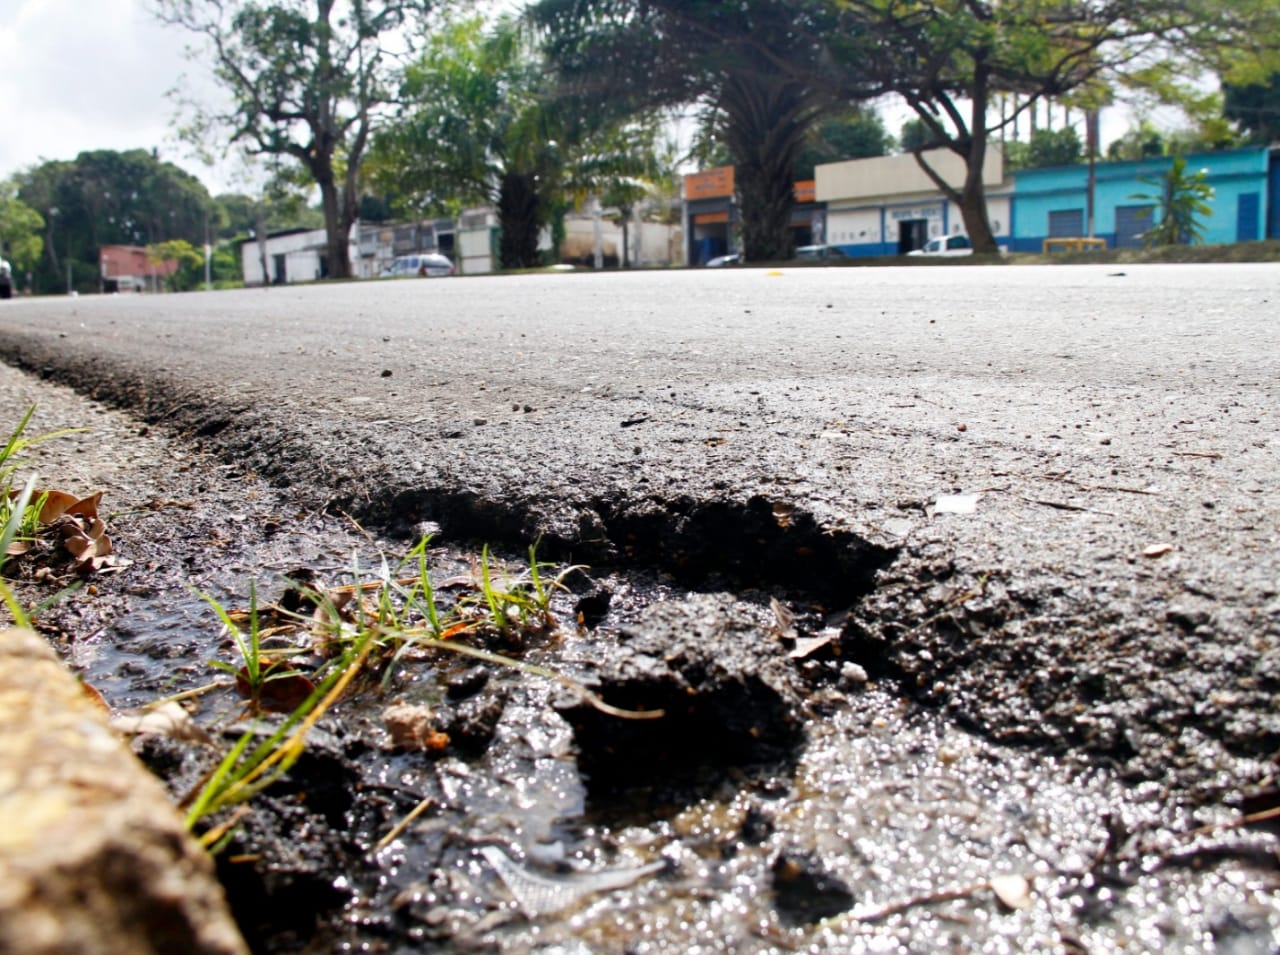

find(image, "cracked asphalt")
[1,262,1278,798]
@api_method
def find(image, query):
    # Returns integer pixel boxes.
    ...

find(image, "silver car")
[380,253,455,278]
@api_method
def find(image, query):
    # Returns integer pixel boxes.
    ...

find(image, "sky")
[0,0,1183,202]
[0,0,234,192]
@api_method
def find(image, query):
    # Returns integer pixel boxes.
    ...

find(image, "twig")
[373,795,437,853]
[1190,803,1280,836]
[853,881,988,923]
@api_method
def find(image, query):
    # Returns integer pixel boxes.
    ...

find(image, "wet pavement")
[0,263,1277,951]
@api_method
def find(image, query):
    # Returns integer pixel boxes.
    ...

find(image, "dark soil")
[3,357,1278,953]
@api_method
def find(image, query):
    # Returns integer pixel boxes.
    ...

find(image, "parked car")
[705,253,741,267]
[0,257,12,299]
[794,244,849,260]
[908,234,974,256]
[380,253,455,278]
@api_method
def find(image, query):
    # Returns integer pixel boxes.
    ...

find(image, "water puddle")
[36,535,1280,953]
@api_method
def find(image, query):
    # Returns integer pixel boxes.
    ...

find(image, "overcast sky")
[0,0,241,190]
[1,0,1174,203]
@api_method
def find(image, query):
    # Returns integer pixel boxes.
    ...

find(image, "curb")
[0,627,247,954]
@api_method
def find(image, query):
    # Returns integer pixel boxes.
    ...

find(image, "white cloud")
[0,0,227,189]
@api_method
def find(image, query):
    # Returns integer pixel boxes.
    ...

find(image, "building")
[682,166,822,265]
[1010,145,1277,251]
[354,218,457,278]
[816,147,1012,256]
[98,245,179,292]
[241,228,354,286]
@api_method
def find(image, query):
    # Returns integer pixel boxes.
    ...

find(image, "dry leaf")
[236,667,317,713]
[110,701,213,744]
[1143,543,1174,558]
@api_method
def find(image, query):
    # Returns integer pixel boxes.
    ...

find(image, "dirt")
[2,360,1278,953]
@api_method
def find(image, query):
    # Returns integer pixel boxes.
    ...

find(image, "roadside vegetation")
[6,2,1280,291]
[0,410,655,854]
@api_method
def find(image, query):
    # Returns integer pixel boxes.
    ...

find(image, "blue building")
[1010,146,1277,252]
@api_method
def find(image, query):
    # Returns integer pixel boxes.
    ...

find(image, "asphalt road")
[1,263,1278,784]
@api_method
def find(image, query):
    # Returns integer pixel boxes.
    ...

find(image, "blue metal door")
[1237,192,1260,242]
[1114,205,1154,248]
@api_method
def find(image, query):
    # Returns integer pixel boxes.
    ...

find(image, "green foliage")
[531,0,842,263]
[13,149,214,295]
[1130,156,1214,246]
[0,408,87,626]
[156,0,431,280]
[1224,72,1280,144]
[376,13,665,269]
[794,110,893,179]
[899,119,941,154]
[1107,120,1166,161]
[810,0,1280,252]
[0,182,45,274]
[145,239,205,292]
[1006,127,1084,171]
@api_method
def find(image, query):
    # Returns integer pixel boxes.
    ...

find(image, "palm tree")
[373,15,665,270]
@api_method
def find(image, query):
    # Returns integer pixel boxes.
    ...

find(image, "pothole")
[4,362,1277,953]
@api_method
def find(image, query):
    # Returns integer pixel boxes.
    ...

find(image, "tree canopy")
[1224,72,1280,145]
[0,182,45,275]
[156,0,437,279]
[532,0,848,262]
[373,14,666,269]
[13,149,214,294]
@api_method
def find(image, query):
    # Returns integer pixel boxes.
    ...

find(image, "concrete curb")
[0,627,247,955]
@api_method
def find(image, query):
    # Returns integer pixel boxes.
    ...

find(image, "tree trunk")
[498,172,542,270]
[721,72,817,263]
[957,129,999,254]
[736,160,795,262]
[316,172,353,280]
[908,75,1001,255]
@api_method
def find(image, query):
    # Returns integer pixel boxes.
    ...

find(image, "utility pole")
[204,211,213,291]
[1086,109,1100,238]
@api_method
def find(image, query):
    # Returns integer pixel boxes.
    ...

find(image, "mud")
[0,266,1277,952]
[0,369,1271,953]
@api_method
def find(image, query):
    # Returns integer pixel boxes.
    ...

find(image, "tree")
[1107,119,1167,161]
[808,0,1280,252]
[156,0,434,280]
[1224,72,1280,144]
[146,239,206,291]
[531,0,845,262]
[14,150,214,294]
[1130,155,1213,246]
[794,110,893,181]
[0,182,45,275]
[374,14,664,269]
[1006,127,1083,171]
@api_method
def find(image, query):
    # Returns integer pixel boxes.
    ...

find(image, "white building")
[241,228,359,286]
[816,146,1011,256]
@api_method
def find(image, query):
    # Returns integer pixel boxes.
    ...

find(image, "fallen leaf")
[1143,543,1174,558]
[236,667,317,713]
[32,489,82,523]
[110,701,213,744]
